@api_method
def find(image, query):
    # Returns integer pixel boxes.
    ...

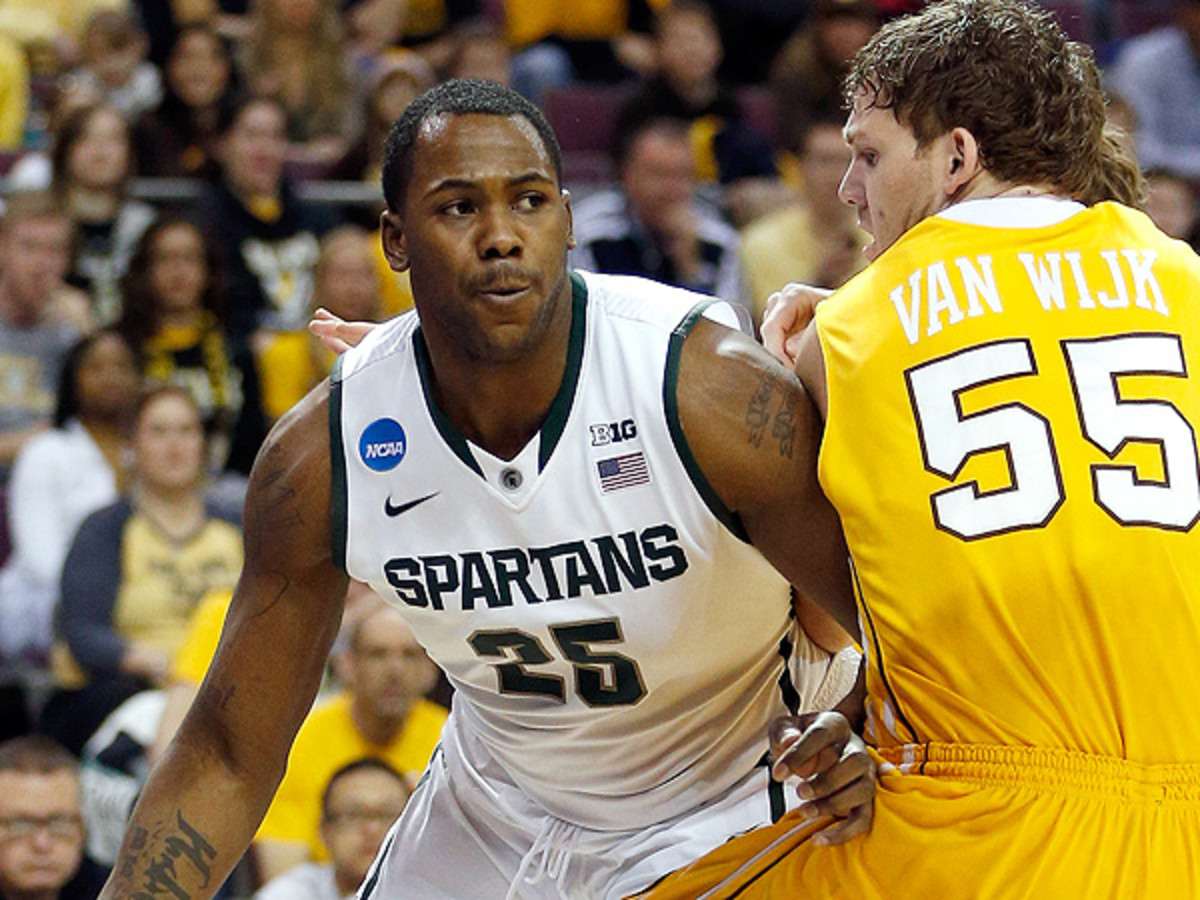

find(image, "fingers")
[308,317,353,355]
[760,290,799,366]
[769,711,850,781]
[767,712,877,847]
[796,735,873,806]
[308,309,378,354]
[759,283,834,367]
[811,798,873,846]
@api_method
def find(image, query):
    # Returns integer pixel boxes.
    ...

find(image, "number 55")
[906,333,1200,540]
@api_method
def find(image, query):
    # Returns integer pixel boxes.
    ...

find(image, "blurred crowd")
[0,0,1195,897]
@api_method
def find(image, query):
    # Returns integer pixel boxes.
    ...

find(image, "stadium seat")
[1039,0,1096,44]
[1111,0,1175,38]
[541,84,632,185]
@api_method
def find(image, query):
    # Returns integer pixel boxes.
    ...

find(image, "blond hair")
[845,0,1144,206]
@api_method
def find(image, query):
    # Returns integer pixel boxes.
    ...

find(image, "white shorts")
[357,707,800,900]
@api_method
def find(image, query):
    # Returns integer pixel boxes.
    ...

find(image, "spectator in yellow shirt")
[0,32,27,149]
[257,225,388,423]
[506,0,666,102]
[253,592,446,884]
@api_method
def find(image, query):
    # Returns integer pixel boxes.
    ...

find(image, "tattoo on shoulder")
[746,371,797,459]
[197,680,237,715]
[257,467,304,531]
[116,812,218,899]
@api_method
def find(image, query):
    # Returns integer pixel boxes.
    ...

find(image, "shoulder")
[581,269,734,328]
[16,423,83,459]
[741,203,809,247]
[671,315,826,507]
[238,379,337,569]
[333,312,418,383]
[1113,28,1187,74]
[77,499,135,537]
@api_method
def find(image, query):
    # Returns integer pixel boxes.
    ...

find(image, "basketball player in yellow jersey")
[634,1,1200,897]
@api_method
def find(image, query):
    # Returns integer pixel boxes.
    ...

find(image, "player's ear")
[380,210,411,272]
[945,127,981,196]
[562,188,576,250]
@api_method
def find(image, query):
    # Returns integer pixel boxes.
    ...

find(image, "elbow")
[180,681,290,796]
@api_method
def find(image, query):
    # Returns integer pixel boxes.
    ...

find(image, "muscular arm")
[676,318,857,639]
[99,385,349,900]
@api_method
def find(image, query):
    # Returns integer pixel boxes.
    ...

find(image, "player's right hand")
[768,710,875,846]
[308,308,378,354]
[760,283,832,368]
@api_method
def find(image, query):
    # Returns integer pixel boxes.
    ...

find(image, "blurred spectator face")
[1145,172,1198,240]
[67,107,131,191]
[266,0,323,34]
[316,231,382,322]
[818,14,877,66]
[76,332,140,423]
[86,31,146,91]
[345,606,438,722]
[657,8,722,92]
[621,126,696,233]
[375,72,424,126]
[0,769,85,898]
[149,222,209,316]
[453,34,512,86]
[221,100,288,198]
[1,215,72,309]
[802,121,853,215]
[168,29,231,109]
[320,766,410,893]
[134,391,207,492]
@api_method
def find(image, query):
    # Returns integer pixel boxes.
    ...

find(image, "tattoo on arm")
[119,812,218,900]
[746,373,798,458]
[256,467,304,532]
[773,389,796,459]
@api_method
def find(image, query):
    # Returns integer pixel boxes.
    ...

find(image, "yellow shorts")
[630,743,1200,899]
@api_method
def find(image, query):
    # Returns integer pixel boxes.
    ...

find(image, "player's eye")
[442,200,474,216]
[514,192,548,212]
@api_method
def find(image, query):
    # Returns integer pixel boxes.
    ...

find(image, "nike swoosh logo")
[384,492,439,517]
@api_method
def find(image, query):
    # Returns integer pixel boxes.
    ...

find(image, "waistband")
[876,742,1200,803]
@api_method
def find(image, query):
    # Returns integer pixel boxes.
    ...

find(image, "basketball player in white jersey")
[97,79,873,900]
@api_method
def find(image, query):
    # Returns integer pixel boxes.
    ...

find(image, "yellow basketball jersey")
[816,200,1200,764]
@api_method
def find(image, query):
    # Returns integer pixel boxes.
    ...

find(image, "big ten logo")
[590,418,638,447]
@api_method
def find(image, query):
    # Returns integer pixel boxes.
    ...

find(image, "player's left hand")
[768,711,875,846]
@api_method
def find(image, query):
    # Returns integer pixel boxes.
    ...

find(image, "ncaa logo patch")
[359,418,407,471]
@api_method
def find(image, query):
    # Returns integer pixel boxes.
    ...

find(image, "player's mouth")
[478,283,532,301]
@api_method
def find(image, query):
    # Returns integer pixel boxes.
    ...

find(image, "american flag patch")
[597,452,651,493]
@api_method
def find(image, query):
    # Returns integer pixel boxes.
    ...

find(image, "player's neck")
[952,170,1067,206]
[422,294,574,462]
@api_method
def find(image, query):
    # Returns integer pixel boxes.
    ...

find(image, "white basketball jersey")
[331,271,795,829]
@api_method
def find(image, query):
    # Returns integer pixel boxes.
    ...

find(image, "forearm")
[101,385,346,899]
[101,693,285,900]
